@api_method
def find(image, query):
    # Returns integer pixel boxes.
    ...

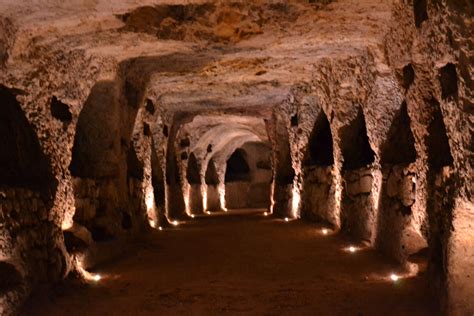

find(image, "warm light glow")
[158,226,163,231]
[202,189,208,212]
[291,186,300,218]
[184,185,191,216]
[61,208,75,230]
[76,258,102,283]
[322,229,328,235]
[218,185,227,212]
[390,274,399,282]
[145,192,154,212]
[172,220,179,226]
[145,188,158,229]
[190,214,195,218]
[284,217,289,222]
[349,246,356,253]
[205,211,211,215]
[269,181,275,214]
[264,212,269,216]
[61,219,74,231]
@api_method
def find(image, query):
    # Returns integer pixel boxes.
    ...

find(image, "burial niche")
[0,86,53,190]
[340,108,375,171]
[377,102,421,262]
[225,148,251,209]
[302,111,335,222]
[339,108,377,242]
[225,149,251,182]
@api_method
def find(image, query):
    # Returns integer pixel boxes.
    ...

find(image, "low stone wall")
[225,182,250,209]
[376,164,425,263]
[206,185,220,212]
[225,181,270,209]
[72,177,144,243]
[247,183,271,209]
[341,166,381,243]
[301,165,336,225]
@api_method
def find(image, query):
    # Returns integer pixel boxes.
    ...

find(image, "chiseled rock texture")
[0,0,472,315]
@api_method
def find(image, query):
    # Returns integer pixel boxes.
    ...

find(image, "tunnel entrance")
[301,111,336,224]
[225,149,251,182]
[225,144,271,210]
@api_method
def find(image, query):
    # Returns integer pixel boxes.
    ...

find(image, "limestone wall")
[301,166,336,225]
[0,187,62,313]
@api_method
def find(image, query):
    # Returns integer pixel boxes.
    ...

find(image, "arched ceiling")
[1,0,393,114]
[179,114,267,158]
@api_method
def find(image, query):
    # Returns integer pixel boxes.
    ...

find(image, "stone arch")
[224,148,251,209]
[301,111,336,223]
[69,80,142,243]
[376,102,423,262]
[380,102,417,166]
[340,108,376,171]
[303,112,334,167]
[339,108,378,242]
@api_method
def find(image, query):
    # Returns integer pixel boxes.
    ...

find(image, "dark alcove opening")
[187,153,201,184]
[0,86,54,191]
[340,109,376,171]
[304,112,334,167]
[380,102,417,165]
[225,149,251,182]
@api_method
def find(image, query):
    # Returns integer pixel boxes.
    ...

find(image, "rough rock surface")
[0,0,472,315]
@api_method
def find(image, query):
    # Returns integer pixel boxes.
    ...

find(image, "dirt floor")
[22,210,438,316]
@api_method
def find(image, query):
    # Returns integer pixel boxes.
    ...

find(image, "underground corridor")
[0,1,472,315]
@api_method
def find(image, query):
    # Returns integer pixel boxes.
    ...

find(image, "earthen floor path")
[23,210,436,316]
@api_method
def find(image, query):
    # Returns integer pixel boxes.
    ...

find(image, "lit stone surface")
[0,0,472,315]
